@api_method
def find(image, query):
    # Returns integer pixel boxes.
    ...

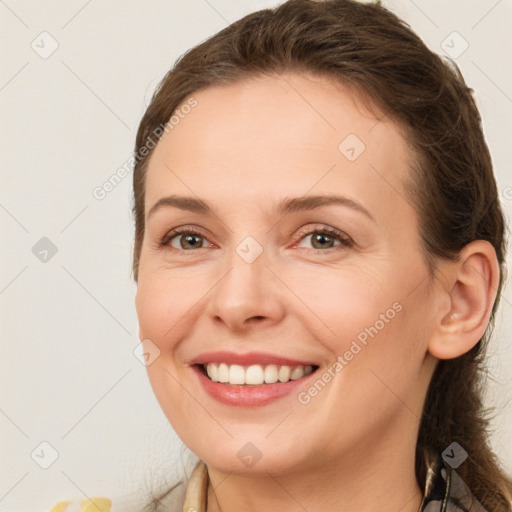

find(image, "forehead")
[144,72,415,222]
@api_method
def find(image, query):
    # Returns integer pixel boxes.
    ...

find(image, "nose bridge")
[222,233,270,303]
[206,232,284,328]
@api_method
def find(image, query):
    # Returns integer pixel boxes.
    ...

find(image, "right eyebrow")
[147,196,211,220]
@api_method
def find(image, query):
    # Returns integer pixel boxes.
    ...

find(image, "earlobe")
[428,240,500,360]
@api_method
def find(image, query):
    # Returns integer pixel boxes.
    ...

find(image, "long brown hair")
[132,0,512,509]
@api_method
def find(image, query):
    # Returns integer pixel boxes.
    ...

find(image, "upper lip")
[189,351,318,367]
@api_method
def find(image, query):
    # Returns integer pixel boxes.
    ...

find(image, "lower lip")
[192,365,317,407]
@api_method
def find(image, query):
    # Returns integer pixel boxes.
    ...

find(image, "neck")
[205,427,424,512]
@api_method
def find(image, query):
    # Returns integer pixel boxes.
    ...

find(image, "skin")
[135,72,500,512]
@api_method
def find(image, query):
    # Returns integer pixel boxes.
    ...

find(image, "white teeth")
[278,365,291,382]
[204,363,315,385]
[245,365,264,385]
[206,363,218,382]
[290,366,305,380]
[264,364,279,384]
[218,363,229,383]
[229,364,245,385]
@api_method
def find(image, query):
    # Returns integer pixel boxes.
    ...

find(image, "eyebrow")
[147,194,375,222]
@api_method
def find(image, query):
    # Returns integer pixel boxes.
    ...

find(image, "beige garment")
[181,448,488,512]
[182,459,209,512]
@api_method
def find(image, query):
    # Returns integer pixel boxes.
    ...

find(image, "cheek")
[287,264,394,351]
[135,270,206,349]
[332,286,431,415]
[135,276,207,428]
[294,265,427,394]
[135,279,167,343]
[306,299,427,439]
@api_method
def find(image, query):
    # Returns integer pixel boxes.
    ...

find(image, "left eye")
[295,227,354,251]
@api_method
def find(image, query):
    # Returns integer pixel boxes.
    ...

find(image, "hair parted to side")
[132,0,512,509]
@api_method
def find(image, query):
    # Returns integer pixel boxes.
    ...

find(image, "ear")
[428,240,501,360]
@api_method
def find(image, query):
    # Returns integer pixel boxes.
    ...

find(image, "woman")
[50,0,512,510]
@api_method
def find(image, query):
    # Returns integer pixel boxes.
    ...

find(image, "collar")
[419,447,487,511]
[182,448,487,512]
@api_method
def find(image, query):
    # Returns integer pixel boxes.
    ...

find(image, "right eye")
[160,227,212,251]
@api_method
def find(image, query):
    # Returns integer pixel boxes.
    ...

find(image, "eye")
[294,225,354,251]
[159,227,211,251]
[159,225,354,253]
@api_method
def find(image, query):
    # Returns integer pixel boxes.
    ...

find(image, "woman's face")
[135,72,439,475]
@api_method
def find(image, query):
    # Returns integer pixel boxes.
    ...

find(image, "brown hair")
[132,0,512,509]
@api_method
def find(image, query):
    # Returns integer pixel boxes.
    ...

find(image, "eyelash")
[158,225,354,253]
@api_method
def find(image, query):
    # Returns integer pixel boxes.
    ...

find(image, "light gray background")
[1,1,511,511]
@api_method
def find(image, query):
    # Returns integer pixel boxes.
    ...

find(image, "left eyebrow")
[276,194,375,222]
[146,194,375,223]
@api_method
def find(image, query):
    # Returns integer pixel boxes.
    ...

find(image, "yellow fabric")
[81,497,112,512]
[49,497,111,512]
[49,502,72,512]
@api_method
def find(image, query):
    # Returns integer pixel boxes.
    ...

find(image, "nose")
[205,245,286,333]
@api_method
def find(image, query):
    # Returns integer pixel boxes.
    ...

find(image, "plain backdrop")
[1,1,511,511]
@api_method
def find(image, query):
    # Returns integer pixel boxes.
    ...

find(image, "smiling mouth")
[197,362,319,386]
